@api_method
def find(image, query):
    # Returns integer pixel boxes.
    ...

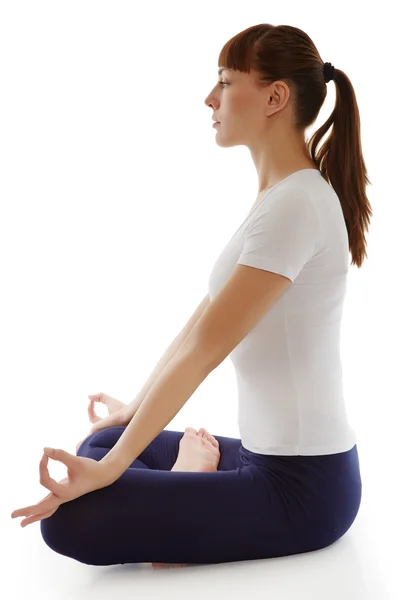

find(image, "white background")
[1,1,398,599]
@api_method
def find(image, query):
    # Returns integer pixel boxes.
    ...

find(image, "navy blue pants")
[40,427,362,565]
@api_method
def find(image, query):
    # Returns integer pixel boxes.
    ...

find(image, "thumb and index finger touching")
[75,398,102,453]
[88,396,101,424]
[43,447,77,468]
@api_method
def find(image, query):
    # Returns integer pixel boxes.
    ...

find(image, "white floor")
[5,445,398,600]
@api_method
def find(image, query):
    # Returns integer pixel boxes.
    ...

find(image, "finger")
[88,399,100,424]
[88,399,95,420]
[20,506,58,528]
[11,490,53,518]
[39,453,60,495]
[89,421,102,434]
[39,450,73,497]
[12,505,36,518]
[90,413,113,433]
[90,394,103,404]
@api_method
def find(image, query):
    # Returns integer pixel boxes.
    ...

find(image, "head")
[204,23,373,269]
[204,67,306,156]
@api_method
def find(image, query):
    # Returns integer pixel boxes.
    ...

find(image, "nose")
[204,85,219,110]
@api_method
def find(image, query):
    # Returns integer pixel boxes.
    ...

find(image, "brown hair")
[218,23,373,268]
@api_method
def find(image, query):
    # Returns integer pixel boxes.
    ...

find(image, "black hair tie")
[323,62,335,83]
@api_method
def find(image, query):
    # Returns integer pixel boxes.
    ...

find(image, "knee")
[40,501,94,565]
[40,503,75,560]
[77,426,125,458]
[86,426,125,450]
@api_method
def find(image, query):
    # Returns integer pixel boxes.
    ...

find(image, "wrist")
[99,452,125,486]
[122,405,135,424]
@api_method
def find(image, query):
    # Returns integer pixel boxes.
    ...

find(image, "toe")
[204,431,212,443]
[185,427,198,436]
[206,432,219,448]
[204,430,215,443]
[196,428,219,449]
[211,436,219,448]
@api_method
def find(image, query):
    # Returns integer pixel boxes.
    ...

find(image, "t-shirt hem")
[241,435,357,456]
[237,257,294,282]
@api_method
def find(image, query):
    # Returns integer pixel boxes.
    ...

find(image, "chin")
[215,134,239,149]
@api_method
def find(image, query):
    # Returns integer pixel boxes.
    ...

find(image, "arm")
[126,294,210,416]
[100,340,215,483]
[99,260,292,484]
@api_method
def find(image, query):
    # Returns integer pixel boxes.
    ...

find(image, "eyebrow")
[218,67,233,76]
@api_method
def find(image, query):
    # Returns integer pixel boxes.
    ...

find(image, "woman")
[11,23,371,567]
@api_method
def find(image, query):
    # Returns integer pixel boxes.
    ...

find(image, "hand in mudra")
[76,393,130,453]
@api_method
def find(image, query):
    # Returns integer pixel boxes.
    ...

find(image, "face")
[204,67,292,148]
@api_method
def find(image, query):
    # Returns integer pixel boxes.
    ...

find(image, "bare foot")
[151,427,220,568]
[171,427,220,473]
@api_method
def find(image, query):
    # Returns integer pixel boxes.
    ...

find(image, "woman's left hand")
[11,447,112,528]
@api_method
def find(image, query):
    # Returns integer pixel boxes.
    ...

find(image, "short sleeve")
[237,192,320,282]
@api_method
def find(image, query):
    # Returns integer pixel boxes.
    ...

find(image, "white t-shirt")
[208,168,357,456]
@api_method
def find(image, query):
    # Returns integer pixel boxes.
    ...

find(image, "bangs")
[217,24,273,75]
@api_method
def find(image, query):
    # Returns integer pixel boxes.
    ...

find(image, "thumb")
[43,447,76,467]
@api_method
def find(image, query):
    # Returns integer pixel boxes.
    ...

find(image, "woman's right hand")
[88,393,128,424]
[76,393,133,453]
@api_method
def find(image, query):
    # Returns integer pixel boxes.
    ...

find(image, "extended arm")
[99,262,291,484]
[100,341,215,483]
[126,294,210,416]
